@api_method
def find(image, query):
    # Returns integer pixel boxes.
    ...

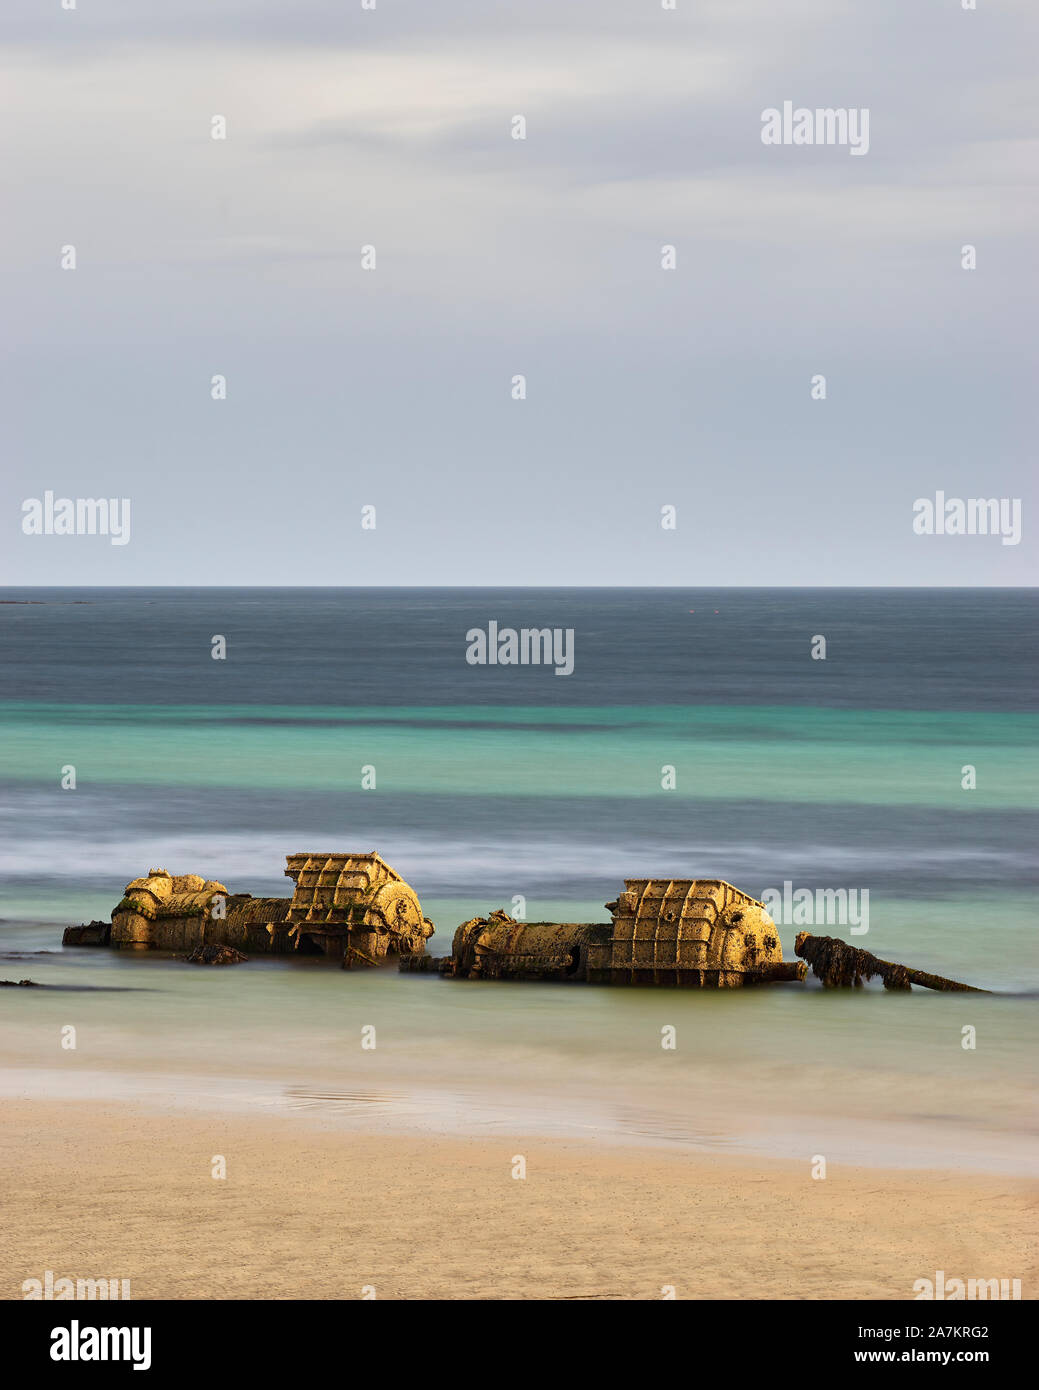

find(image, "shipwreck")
[62,852,983,991]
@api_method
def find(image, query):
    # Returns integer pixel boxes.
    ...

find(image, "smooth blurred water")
[1,588,1036,1172]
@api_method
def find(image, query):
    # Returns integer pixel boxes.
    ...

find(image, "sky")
[2,0,1036,585]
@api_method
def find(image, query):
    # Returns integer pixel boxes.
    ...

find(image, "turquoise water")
[1,702,1036,806]
[1,589,1036,1173]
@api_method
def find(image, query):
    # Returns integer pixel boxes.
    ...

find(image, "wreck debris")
[284,852,435,967]
[795,933,989,992]
[62,921,112,947]
[185,944,249,965]
[749,961,807,984]
[60,858,984,996]
[0,978,40,987]
[431,882,805,988]
[398,953,449,974]
[66,853,435,967]
[108,871,231,952]
[449,911,611,981]
[591,880,790,987]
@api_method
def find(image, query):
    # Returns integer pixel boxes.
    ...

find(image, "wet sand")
[2,1099,1035,1300]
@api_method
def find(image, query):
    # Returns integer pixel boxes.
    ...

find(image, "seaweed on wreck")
[794,933,987,992]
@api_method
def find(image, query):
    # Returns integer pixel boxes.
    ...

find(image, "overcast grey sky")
[2,0,1036,585]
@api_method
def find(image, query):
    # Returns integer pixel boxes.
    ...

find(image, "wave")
[1,827,1034,900]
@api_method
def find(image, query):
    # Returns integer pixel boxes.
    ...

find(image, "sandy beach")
[3,1098,1035,1301]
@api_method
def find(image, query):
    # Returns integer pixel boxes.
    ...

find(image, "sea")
[1,587,1036,1173]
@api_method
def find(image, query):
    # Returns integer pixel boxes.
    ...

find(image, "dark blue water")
[2,587,1035,709]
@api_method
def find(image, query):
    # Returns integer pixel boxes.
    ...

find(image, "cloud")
[1,0,1036,585]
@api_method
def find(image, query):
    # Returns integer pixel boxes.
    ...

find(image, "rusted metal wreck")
[63,852,434,968]
[433,879,806,987]
[63,854,981,991]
